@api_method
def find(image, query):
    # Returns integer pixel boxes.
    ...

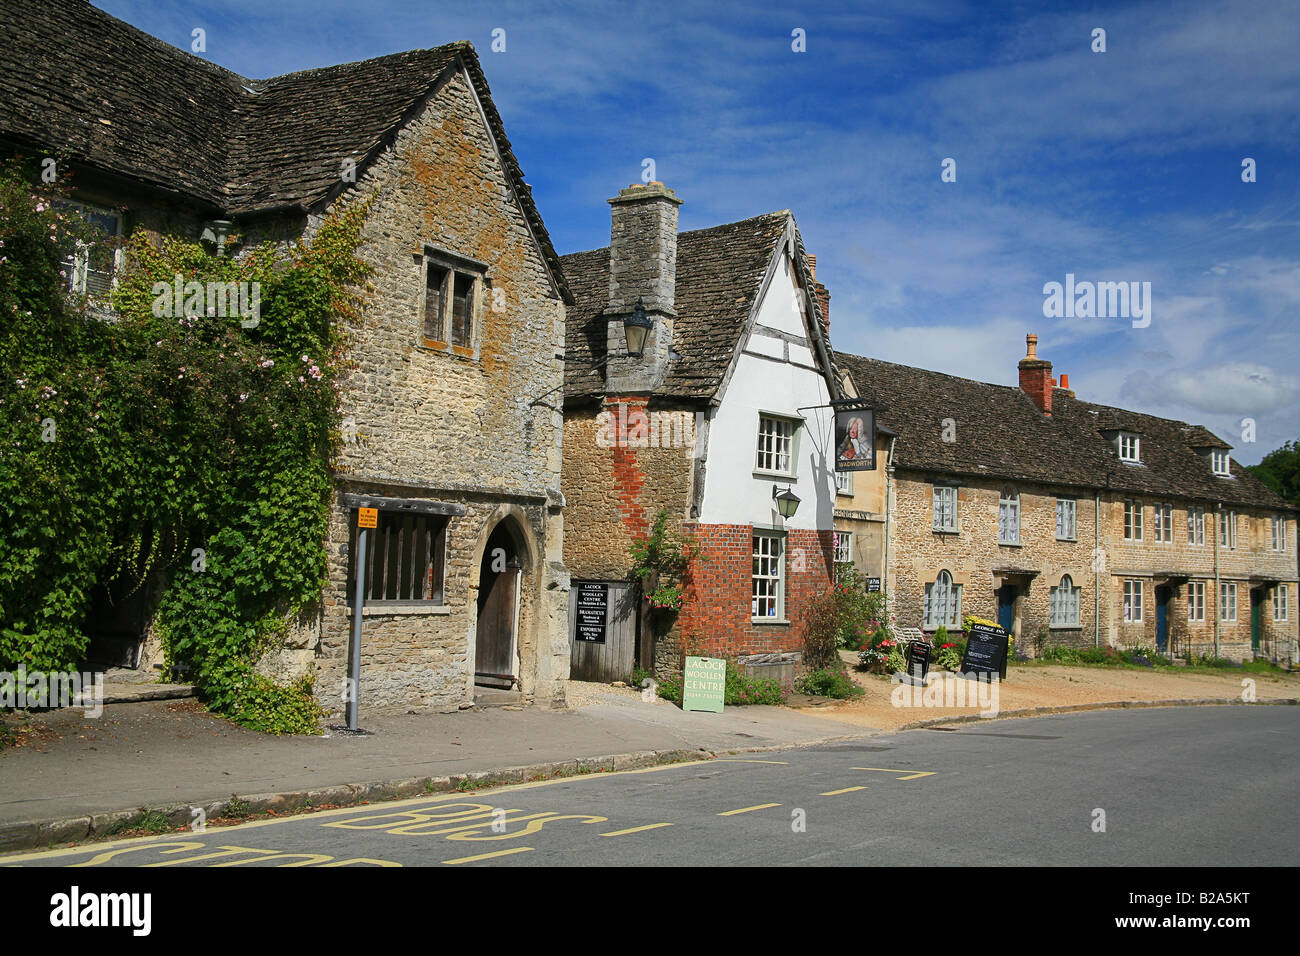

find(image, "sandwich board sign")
[961,622,1009,680]
[682,656,725,713]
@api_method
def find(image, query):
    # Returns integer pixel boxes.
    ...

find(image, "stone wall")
[560,397,698,580]
[1104,501,1297,661]
[274,66,570,713]
[888,471,1298,662]
[888,474,1100,651]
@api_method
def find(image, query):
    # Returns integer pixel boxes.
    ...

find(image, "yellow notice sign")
[357,507,378,529]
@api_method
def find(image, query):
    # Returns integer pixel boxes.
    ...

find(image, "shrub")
[933,646,962,671]
[656,661,786,707]
[724,660,786,705]
[1192,654,1239,669]
[802,568,890,654]
[795,666,864,699]
[857,644,888,673]
[656,675,683,704]
[885,648,907,674]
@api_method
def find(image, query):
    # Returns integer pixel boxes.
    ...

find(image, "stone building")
[560,184,841,680]
[836,336,1298,662]
[1,0,574,712]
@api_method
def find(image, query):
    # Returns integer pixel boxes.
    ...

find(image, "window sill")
[1056,536,1077,543]
[998,540,1022,548]
[751,618,791,626]
[418,340,479,360]
[360,604,451,617]
[1049,624,1083,631]
[932,527,960,535]
[754,469,797,482]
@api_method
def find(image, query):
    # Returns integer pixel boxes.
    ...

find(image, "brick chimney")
[604,182,681,394]
[1018,333,1055,416]
[806,254,830,333]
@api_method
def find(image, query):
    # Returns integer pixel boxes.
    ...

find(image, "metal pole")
[1213,504,1221,660]
[1094,492,1100,649]
[348,527,367,732]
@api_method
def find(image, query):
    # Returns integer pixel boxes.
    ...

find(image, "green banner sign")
[682,656,726,713]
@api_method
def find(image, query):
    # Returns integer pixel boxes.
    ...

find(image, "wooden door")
[1250,589,1262,653]
[1155,585,1170,653]
[997,585,1016,633]
[569,581,638,682]
[476,562,519,686]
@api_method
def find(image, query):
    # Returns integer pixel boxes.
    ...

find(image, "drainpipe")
[1214,502,1221,658]
[1094,492,1101,648]
[883,436,896,616]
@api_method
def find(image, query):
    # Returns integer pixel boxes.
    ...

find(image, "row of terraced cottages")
[4,0,1294,719]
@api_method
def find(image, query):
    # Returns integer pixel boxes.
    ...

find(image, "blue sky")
[98,0,1300,464]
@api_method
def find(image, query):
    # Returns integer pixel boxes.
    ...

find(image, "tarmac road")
[7,706,1296,867]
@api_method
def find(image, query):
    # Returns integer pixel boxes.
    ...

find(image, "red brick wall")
[673,523,835,662]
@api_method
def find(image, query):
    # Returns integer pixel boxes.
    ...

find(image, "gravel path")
[796,654,1300,730]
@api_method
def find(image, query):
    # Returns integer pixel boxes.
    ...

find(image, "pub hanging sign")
[833,403,876,472]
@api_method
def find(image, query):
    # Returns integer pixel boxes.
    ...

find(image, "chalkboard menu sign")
[906,640,931,682]
[575,582,608,644]
[961,622,1009,679]
[866,577,882,593]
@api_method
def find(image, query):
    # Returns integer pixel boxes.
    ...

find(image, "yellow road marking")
[851,767,937,781]
[1,758,719,864]
[443,846,533,865]
[820,786,868,796]
[718,803,781,816]
[600,823,673,837]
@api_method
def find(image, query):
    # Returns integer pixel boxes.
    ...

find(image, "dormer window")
[1212,450,1231,476]
[1118,433,1140,463]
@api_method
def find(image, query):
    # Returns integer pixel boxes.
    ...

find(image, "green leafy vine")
[0,157,372,733]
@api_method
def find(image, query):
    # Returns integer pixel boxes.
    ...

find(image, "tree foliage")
[1246,440,1300,508]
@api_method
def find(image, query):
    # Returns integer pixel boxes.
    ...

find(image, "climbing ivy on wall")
[0,157,372,733]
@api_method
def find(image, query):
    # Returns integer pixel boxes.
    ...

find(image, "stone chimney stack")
[604,182,681,394]
[1018,333,1055,416]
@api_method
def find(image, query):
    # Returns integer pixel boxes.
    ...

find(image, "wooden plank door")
[476,565,519,686]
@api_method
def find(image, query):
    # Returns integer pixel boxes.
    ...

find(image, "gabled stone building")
[1,0,574,712]
[560,184,842,680]
[836,336,1298,663]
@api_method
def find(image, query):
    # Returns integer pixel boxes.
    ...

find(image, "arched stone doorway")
[474,518,526,689]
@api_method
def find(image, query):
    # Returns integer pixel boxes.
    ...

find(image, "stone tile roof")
[0,0,570,301]
[836,351,1293,511]
[560,211,791,401]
